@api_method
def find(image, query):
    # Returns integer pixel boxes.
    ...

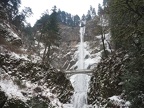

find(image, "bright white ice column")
[73,25,88,108]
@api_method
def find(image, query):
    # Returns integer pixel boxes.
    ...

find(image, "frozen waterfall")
[63,22,94,108]
[72,24,90,108]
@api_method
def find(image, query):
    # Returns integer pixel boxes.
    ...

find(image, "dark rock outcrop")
[0,22,22,47]
[0,90,7,108]
[60,24,80,43]
[3,99,29,108]
[0,90,30,108]
[0,52,74,107]
[88,51,129,106]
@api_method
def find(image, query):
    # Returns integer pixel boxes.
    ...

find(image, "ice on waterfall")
[68,22,112,107]
[63,104,74,108]
[70,32,111,71]
[71,25,91,108]
[70,41,102,70]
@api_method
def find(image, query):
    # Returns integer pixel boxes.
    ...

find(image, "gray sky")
[21,0,103,26]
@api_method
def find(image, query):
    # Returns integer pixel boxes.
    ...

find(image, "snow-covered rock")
[0,22,22,46]
[108,95,130,107]
[88,51,130,107]
[0,51,74,108]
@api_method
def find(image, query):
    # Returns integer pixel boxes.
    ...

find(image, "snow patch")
[109,95,130,107]
[0,71,27,101]
[10,52,29,61]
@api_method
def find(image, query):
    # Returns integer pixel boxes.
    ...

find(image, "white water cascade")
[72,23,90,108]
[63,22,93,108]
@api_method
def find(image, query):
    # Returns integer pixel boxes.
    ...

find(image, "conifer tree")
[42,6,60,63]
[0,0,21,22]
[104,0,144,107]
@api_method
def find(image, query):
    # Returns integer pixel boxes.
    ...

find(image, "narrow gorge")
[1,0,144,108]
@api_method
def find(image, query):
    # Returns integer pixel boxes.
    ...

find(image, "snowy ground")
[0,71,27,101]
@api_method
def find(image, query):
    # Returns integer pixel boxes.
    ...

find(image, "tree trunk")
[100,16,108,58]
[101,28,108,58]
[37,33,43,56]
[46,44,51,62]
[42,45,47,63]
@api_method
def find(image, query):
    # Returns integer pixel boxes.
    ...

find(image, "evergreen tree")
[0,0,21,22]
[56,9,80,26]
[23,24,33,41]
[86,5,96,21]
[41,6,60,63]
[104,0,144,107]
[97,3,110,58]
[12,7,33,30]
[81,14,86,21]
[86,10,92,21]
[73,15,80,26]
[60,11,67,24]
[66,13,73,26]
[92,8,96,18]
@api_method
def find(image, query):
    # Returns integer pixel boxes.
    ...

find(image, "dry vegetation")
[0,36,24,54]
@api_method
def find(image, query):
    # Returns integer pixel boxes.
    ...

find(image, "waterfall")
[73,22,89,108]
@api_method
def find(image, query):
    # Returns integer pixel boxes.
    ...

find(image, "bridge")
[64,69,93,78]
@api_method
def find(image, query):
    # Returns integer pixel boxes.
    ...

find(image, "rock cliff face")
[52,24,80,70]
[84,18,100,41]
[0,15,113,107]
[59,18,101,45]
[88,51,129,107]
[0,21,22,47]
[0,49,74,107]
[0,21,74,107]
[59,24,80,43]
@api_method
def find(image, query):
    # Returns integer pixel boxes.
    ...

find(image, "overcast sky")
[21,0,103,26]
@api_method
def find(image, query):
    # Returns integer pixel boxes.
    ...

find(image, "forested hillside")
[0,0,144,108]
[0,1,74,107]
[88,0,144,107]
